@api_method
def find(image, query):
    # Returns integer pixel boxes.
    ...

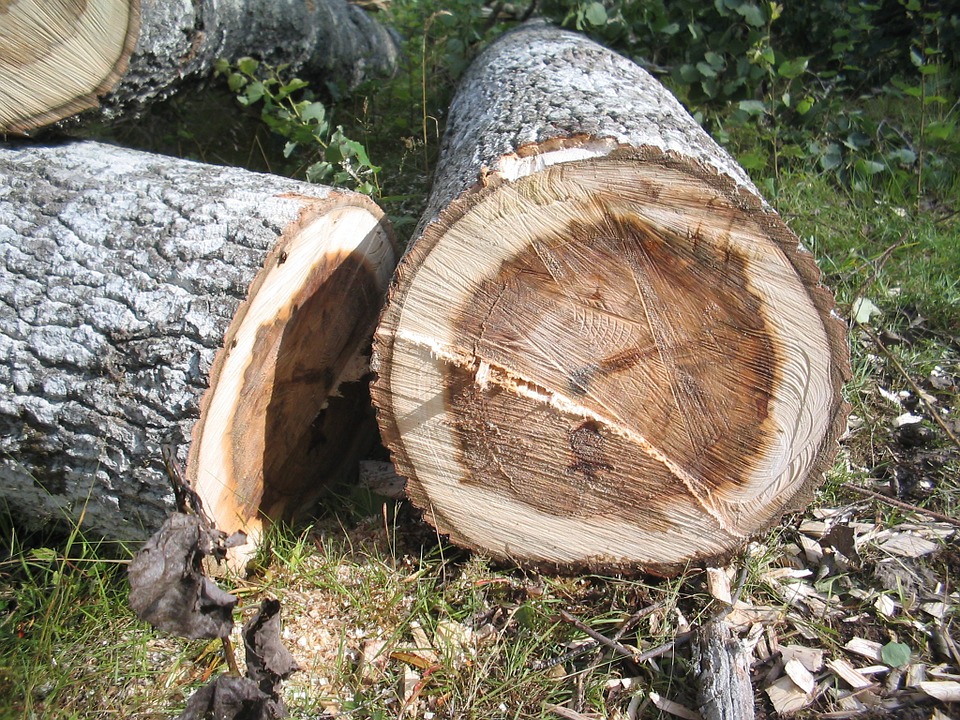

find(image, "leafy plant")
[215,58,381,195]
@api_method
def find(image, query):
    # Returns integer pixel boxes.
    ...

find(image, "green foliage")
[215,57,381,195]
[542,0,959,203]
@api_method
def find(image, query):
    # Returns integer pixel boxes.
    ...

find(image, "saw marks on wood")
[374,148,841,570]
[191,203,395,550]
[0,0,140,133]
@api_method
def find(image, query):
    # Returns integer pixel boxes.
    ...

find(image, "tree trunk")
[0,140,396,548]
[0,0,399,135]
[370,21,850,574]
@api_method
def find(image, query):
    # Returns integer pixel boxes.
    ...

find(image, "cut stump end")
[0,0,140,134]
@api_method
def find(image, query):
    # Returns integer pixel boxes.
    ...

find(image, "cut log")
[370,21,850,574]
[0,0,399,135]
[0,140,396,548]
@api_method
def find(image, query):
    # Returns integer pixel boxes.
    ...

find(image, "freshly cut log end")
[1,0,399,134]
[188,197,396,553]
[370,22,849,575]
[0,0,140,134]
[373,141,849,574]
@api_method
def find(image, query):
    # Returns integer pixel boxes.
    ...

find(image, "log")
[694,620,756,720]
[370,21,850,574]
[0,140,396,547]
[0,0,399,135]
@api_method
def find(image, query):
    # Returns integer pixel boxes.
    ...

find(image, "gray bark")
[694,620,756,720]
[116,0,399,111]
[420,19,759,231]
[0,139,386,540]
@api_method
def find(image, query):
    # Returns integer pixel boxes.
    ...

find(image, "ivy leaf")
[881,641,911,668]
[735,3,766,27]
[778,57,809,79]
[236,56,259,77]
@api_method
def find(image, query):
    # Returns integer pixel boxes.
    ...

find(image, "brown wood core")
[232,251,378,520]
[447,209,778,522]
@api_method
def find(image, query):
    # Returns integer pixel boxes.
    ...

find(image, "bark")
[371,20,850,574]
[1,0,400,135]
[694,620,756,720]
[0,140,396,544]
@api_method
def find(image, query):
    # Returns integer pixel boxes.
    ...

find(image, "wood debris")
[766,675,815,714]
[649,691,702,720]
[918,680,960,702]
[826,658,875,690]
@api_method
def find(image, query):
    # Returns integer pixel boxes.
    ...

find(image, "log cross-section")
[371,22,850,574]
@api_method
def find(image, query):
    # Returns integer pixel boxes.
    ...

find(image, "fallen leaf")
[177,674,283,720]
[128,513,238,639]
[881,641,912,669]
[244,599,300,700]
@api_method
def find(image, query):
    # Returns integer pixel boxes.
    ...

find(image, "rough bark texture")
[1,0,400,134]
[0,140,396,542]
[371,21,850,573]
[694,620,756,720]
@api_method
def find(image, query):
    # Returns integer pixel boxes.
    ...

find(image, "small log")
[371,21,850,573]
[694,620,756,720]
[0,0,399,135]
[0,140,396,546]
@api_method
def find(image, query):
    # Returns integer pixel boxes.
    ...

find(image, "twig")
[559,609,641,662]
[861,324,960,450]
[222,635,241,676]
[842,483,960,529]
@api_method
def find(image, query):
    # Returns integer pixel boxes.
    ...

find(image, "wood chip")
[648,691,702,720]
[785,658,816,693]
[906,663,927,687]
[919,680,960,702]
[725,603,783,631]
[878,533,939,557]
[798,519,829,537]
[844,637,882,663]
[798,534,824,564]
[706,567,732,604]
[781,644,824,672]
[874,594,896,617]
[766,675,814,714]
[921,601,947,619]
[827,658,874,690]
